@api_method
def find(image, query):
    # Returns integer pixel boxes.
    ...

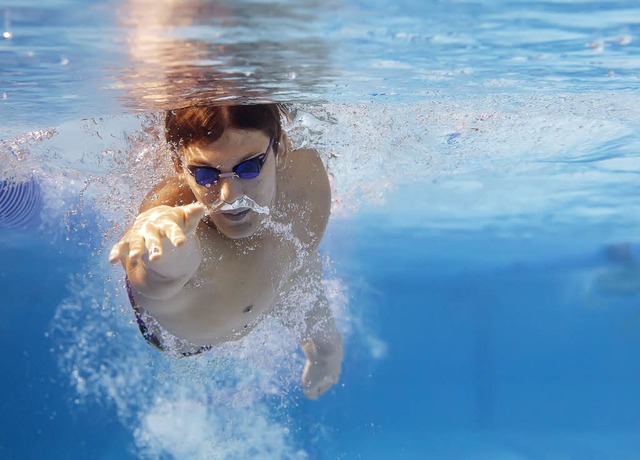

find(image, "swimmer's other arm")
[291,254,344,399]
[109,203,205,300]
[301,294,344,400]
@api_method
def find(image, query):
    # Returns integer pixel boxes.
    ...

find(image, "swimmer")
[109,104,343,399]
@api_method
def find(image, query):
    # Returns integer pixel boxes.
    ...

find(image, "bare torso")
[131,148,330,345]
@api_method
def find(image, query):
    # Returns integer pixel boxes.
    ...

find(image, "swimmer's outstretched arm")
[109,203,205,300]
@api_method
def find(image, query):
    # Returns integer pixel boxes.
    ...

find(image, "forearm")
[301,295,343,358]
[299,293,343,399]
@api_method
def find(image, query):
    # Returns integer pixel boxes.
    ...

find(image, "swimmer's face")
[181,128,277,239]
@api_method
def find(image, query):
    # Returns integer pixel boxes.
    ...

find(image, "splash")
[47,192,365,458]
[134,398,307,460]
[51,262,312,458]
[45,118,364,456]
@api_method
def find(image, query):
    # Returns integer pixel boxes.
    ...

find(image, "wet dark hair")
[165,104,284,155]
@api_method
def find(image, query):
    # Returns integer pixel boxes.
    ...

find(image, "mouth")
[221,208,250,222]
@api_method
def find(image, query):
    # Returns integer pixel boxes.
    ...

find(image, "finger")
[182,202,206,235]
[109,241,127,264]
[127,235,147,260]
[164,223,187,248]
[144,234,163,261]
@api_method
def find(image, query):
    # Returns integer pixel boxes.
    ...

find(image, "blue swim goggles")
[186,137,274,186]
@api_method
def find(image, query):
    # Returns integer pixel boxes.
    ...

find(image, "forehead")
[183,129,270,165]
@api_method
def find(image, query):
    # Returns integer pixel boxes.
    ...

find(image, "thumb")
[182,202,206,235]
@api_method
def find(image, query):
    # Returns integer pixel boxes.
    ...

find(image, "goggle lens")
[234,156,263,179]
[193,168,219,186]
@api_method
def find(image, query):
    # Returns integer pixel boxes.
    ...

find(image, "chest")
[196,239,277,302]
[183,224,303,322]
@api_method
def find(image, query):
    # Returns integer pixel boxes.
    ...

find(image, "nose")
[218,176,243,203]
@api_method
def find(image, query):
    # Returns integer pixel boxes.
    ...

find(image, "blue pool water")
[2,0,640,458]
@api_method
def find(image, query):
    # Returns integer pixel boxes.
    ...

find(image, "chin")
[223,226,257,239]
[213,215,262,239]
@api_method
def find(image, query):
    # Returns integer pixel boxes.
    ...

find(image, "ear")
[275,133,292,170]
[171,148,184,175]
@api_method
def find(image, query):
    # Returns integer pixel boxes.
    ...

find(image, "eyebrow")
[187,150,264,168]
[238,150,265,162]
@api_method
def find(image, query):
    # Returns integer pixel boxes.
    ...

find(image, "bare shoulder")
[139,176,196,213]
[280,148,331,247]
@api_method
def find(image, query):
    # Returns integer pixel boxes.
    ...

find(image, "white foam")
[135,398,305,460]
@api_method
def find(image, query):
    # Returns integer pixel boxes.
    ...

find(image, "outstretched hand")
[109,202,206,268]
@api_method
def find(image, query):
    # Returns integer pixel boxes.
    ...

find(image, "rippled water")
[3,0,639,230]
[2,0,639,125]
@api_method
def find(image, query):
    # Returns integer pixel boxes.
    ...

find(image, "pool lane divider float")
[0,177,43,229]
